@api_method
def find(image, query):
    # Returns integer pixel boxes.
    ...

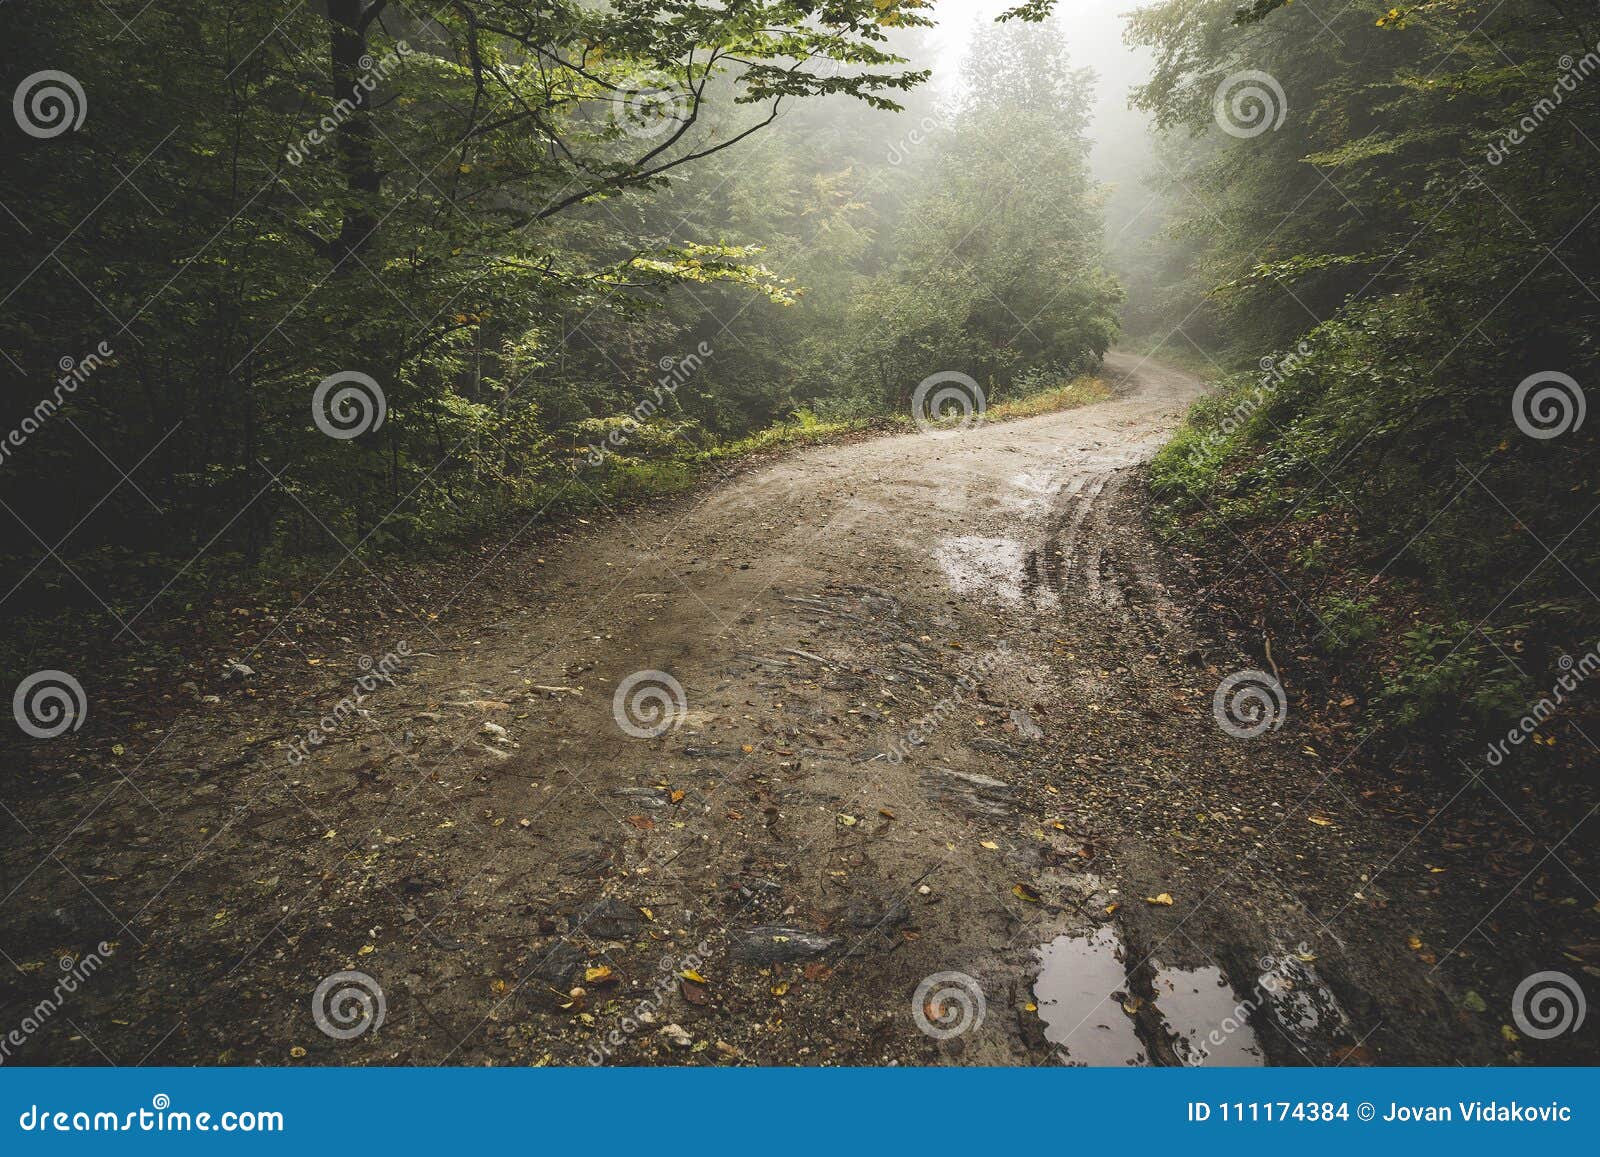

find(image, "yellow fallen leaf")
[1013,883,1041,902]
[584,965,614,983]
[980,840,999,850]
[1407,935,1423,950]
[290,1046,306,1058]
[771,981,790,996]
[1308,814,1335,827]
[358,944,375,956]
[837,813,857,826]
[1146,892,1175,906]
[680,969,709,984]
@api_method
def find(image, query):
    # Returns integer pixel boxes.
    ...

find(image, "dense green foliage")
[0,2,1120,635]
[1137,0,1599,756]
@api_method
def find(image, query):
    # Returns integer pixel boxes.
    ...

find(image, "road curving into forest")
[8,353,1511,1066]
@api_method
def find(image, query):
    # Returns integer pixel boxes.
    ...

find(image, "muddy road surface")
[2,354,1533,1066]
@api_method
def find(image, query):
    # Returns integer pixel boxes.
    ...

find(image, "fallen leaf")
[837,813,857,826]
[1013,882,1041,902]
[1146,892,1175,906]
[980,840,999,850]
[584,965,615,984]
[626,815,655,830]
[679,969,709,984]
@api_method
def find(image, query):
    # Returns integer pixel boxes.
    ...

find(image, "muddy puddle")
[1149,962,1265,1066]
[1032,925,1267,1067]
[1033,926,1148,1065]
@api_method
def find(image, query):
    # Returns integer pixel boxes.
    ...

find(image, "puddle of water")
[1150,963,1265,1067]
[934,536,1026,604]
[1257,954,1351,1052]
[1033,926,1147,1066]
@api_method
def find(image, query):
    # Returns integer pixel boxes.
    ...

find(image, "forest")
[0,0,1595,1069]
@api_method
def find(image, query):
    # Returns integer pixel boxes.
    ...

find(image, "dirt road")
[3,354,1522,1066]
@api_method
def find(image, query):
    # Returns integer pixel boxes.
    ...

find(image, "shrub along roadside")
[1148,327,1597,782]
